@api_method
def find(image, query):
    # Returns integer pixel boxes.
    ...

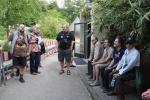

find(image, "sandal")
[59,70,64,75]
[67,70,71,75]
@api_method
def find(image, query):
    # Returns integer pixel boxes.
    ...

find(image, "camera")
[17,40,24,46]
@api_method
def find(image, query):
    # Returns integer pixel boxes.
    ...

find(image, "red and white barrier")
[43,39,58,57]
[2,52,12,61]
[43,38,57,46]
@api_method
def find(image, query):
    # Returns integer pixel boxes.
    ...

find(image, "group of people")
[0,23,149,100]
[1,24,45,83]
[87,34,140,100]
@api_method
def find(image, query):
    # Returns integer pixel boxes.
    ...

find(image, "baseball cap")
[125,37,135,44]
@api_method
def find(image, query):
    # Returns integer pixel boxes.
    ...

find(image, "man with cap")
[108,37,140,100]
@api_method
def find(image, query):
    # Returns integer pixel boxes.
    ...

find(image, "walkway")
[0,54,93,100]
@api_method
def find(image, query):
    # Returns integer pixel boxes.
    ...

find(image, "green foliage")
[0,25,7,40]
[93,0,150,49]
[38,9,68,39]
[2,43,11,52]
[0,0,42,40]
[0,0,42,28]
[81,6,91,17]
[63,0,85,23]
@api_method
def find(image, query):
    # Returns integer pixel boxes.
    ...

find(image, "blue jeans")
[30,52,40,73]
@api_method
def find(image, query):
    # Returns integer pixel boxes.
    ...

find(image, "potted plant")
[2,43,12,61]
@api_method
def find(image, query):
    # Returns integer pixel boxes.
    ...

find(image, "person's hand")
[142,90,150,100]
[106,66,112,70]
[88,58,91,61]
[113,73,120,78]
[21,45,26,48]
[92,62,96,65]
[112,65,117,69]
[26,52,30,56]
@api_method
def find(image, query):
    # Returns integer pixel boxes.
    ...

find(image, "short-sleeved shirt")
[29,33,40,53]
[56,31,74,50]
[113,48,124,65]
[8,33,28,57]
[102,47,114,60]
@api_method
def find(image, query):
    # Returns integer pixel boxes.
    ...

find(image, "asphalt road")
[0,54,93,100]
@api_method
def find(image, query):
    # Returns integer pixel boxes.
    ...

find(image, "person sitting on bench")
[87,34,103,80]
[102,36,125,92]
[108,37,140,100]
[90,38,114,86]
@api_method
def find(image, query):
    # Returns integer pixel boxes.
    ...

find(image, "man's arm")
[2,32,13,49]
[88,43,94,61]
[70,40,74,50]
[119,51,140,75]
[106,59,115,69]
[56,33,60,49]
[93,42,100,62]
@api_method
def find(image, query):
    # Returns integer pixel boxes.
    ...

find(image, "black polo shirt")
[56,31,74,50]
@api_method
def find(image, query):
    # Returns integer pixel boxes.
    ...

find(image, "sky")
[43,0,64,8]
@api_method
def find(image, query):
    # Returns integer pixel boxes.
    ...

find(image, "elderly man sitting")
[90,38,114,86]
[87,34,103,80]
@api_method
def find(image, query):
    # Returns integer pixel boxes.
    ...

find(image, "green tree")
[93,0,150,50]
[38,9,68,39]
[0,0,42,32]
[63,0,85,23]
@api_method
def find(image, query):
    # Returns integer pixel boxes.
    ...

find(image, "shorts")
[97,63,110,69]
[58,49,72,62]
[13,56,27,67]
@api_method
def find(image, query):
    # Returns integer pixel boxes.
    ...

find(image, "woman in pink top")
[29,27,41,75]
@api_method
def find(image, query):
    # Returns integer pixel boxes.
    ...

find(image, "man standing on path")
[56,25,74,75]
[2,24,29,83]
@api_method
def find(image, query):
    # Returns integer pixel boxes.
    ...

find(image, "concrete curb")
[77,69,102,100]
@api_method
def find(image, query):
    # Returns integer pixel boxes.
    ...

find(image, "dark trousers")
[87,61,93,77]
[103,68,114,89]
[100,67,106,86]
[30,52,40,73]
[114,69,136,100]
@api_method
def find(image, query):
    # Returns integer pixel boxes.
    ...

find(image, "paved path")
[0,54,93,100]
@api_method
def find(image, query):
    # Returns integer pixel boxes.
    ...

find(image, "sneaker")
[70,65,76,67]
[107,91,117,96]
[19,77,25,83]
[35,71,41,74]
[89,81,100,87]
[59,70,64,75]
[31,72,38,75]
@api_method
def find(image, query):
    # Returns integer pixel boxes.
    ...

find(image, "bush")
[2,43,11,52]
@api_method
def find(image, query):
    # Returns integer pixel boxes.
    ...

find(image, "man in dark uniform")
[56,25,74,75]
